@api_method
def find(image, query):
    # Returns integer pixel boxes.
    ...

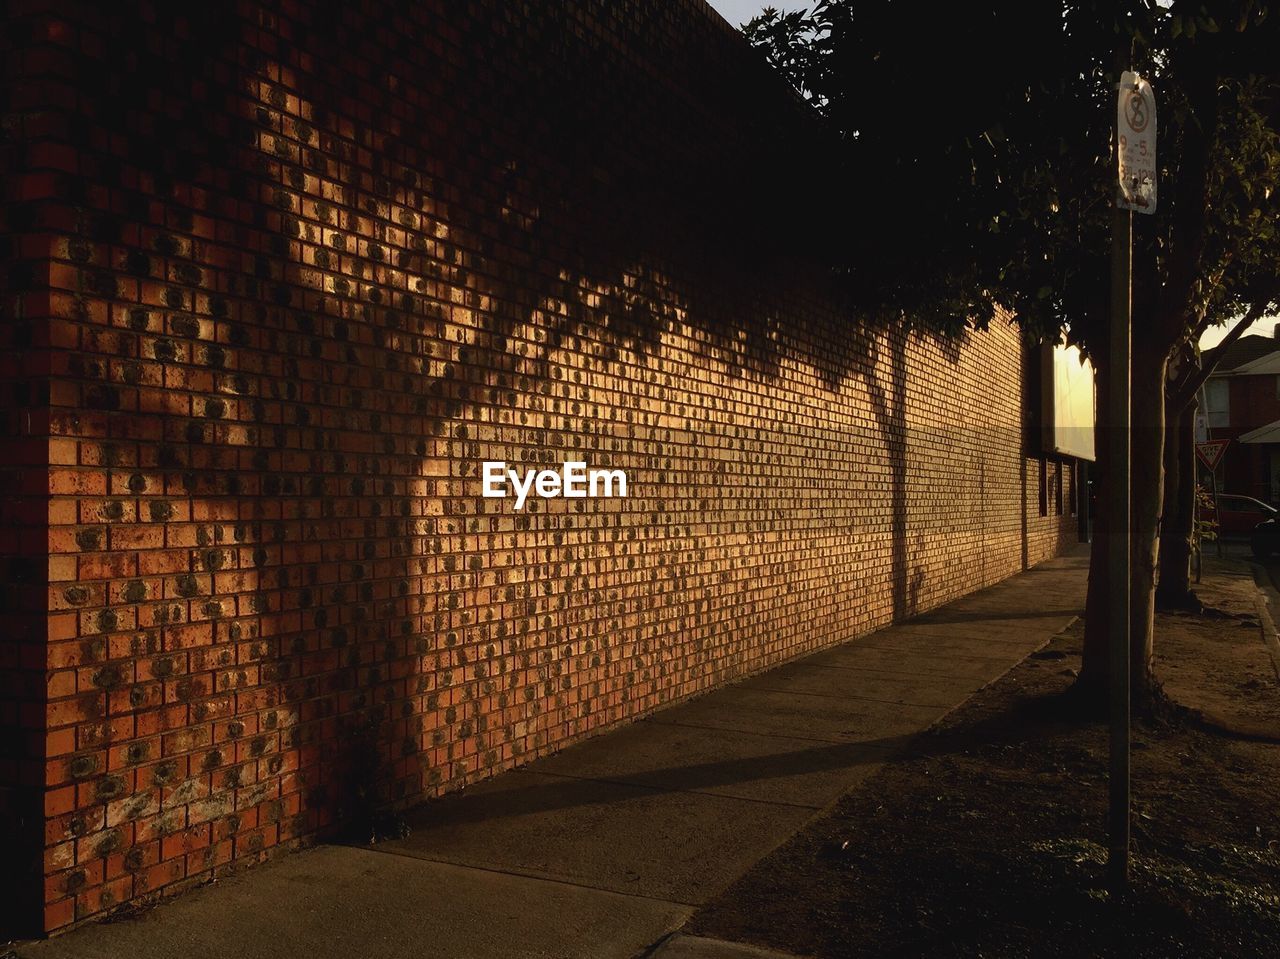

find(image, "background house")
[1203,327,1280,503]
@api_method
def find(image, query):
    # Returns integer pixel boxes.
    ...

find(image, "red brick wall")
[1,0,1080,934]
[1227,372,1280,434]
[1216,373,1280,502]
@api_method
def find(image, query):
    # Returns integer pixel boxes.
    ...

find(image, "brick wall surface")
[1217,373,1279,501]
[0,0,1080,934]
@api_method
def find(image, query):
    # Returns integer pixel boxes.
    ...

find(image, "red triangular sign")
[1195,440,1229,471]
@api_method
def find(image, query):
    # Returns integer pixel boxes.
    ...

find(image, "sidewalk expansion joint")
[788,660,1000,679]
[741,684,954,711]
[644,716,897,747]
[851,629,1073,650]
[350,843,701,909]
[525,768,829,811]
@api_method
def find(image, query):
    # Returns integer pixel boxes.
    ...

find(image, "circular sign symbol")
[1125,91,1150,133]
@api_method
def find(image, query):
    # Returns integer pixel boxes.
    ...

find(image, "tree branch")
[1173,298,1272,410]
[1187,258,1233,343]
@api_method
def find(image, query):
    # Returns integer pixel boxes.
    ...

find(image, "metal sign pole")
[1211,464,1224,558]
[1107,46,1133,896]
[1196,441,1228,558]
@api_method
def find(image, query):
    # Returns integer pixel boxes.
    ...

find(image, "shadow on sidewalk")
[367,679,1089,832]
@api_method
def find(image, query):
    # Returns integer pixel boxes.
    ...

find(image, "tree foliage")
[743,1,1280,352]
[744,0,1280,702]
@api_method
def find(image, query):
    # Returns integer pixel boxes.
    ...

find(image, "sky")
[1200,314,1279,350]
[705,0,811,28]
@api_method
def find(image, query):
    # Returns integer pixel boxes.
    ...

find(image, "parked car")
[1206,494,1278,538]
[1252,518,1280,559]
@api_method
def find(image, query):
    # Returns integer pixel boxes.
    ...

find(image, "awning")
[1239,419,1280,444]
[1229,350,1280,375]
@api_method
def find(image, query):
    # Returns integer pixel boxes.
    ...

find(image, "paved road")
[1247,545,1280,595]
[16,549,1089,959]
[1212,537,1280,591]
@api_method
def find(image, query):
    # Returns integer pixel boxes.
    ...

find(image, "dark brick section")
[1,0,1080,933]
[1,1,56,938]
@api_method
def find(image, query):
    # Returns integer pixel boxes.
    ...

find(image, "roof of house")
[1209,333,1280,372]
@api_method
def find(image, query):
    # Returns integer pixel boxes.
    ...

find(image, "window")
[1204,378,1230,428]
[1038,457,1048,516]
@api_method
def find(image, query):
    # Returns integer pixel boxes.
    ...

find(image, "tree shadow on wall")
[47,0,1016,866]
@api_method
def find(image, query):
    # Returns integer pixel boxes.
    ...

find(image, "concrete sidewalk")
[15,549,1088,959]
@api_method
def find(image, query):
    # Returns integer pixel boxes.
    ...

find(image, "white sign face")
[1117,70,1157,213]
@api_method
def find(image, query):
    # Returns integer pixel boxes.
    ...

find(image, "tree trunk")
[1156,304,1273,608]
[1129,342,1166,709]
[1077,341,1165,711]
[1155,394,1199,611]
